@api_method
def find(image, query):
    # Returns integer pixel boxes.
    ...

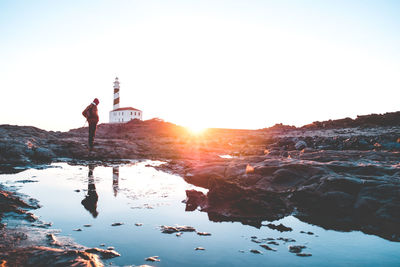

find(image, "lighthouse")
[113,77,120,110]
[109,77,143,123]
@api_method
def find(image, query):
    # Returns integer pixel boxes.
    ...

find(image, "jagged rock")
[85,247,120,259]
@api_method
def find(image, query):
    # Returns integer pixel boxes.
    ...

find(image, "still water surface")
[2,161,400,266]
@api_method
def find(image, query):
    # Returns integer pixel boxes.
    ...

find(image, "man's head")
[93,98,100,105]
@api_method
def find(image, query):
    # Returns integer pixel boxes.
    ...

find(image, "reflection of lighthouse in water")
[112,166,119,197]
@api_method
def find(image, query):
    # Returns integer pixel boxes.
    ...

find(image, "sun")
[185,124,208,135]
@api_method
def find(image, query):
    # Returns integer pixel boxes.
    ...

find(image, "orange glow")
[185,125,208,135]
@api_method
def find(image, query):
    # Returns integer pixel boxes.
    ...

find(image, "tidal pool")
[1,161,400,266]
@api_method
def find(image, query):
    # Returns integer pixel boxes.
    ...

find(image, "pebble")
[107,247,115,250]
[145,256,160,262]
[83,224,91,227]
[195,247,205,251]
[73,228,82,231]
[135,223,143,226]
[250,249,262,254]
[111,222,124,226]
[100,243,105,247]
[176,232,182,237]
[197,232,211,236]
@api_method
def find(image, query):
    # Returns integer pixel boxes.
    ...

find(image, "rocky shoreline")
[1,112,400,264]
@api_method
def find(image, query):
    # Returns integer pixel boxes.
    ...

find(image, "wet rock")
[300,231,314,235]
[288,245,306,253]
[160,225,196,234]
[264,223,292,232]
[25,212,39,222]
[46,233,62,247]
[111,222,124,226]
[15,179,38,184]
[2,246,103,266]
[267,241,279,245]
[251,239,262,244]
[296,253,312,257]
[185,190,208,211]
[83,224,91,227]
[85,247,121,259]
[176,232,182,237]
[259,244,277,251]
[100,243,105,247]
[277,237,296,242]
[107,246,115,250]
[295,141,307,150]
[73,228,82,232]
[135,223,143,226]
[74,189,80,192]
[250,249,262,254]
[197,232,211,236]
[145,256,160,262]
[195,247,205,250]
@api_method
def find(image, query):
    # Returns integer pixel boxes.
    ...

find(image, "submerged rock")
[296,253,312,257]
[259,244,277,251]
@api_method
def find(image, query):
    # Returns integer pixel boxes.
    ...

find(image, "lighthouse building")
[109,77,143,123]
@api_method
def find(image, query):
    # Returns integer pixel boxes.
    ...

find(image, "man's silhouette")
[81,164,99,218]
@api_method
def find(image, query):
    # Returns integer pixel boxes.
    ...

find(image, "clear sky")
[1,0,400,131]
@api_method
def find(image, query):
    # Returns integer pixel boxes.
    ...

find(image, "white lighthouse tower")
[109,77,143,123]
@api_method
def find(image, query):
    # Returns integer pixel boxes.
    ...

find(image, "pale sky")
[1,0,400,131]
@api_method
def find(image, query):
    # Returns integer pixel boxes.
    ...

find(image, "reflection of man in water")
[112,166,119,197]
[81,164,99,218]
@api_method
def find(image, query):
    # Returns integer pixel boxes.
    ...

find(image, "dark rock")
[185,190,208,211]
[250,249,262,254]
[259,244,276,251]
[296,253,312,257]
[288,245,306,253]
[264,223,292,232]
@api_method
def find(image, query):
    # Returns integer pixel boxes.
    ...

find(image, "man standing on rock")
[82,98,99,150]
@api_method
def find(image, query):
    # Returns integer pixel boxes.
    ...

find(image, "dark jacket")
[82,104,99,124]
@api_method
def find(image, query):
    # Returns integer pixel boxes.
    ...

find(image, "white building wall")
[109,110,143,123]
